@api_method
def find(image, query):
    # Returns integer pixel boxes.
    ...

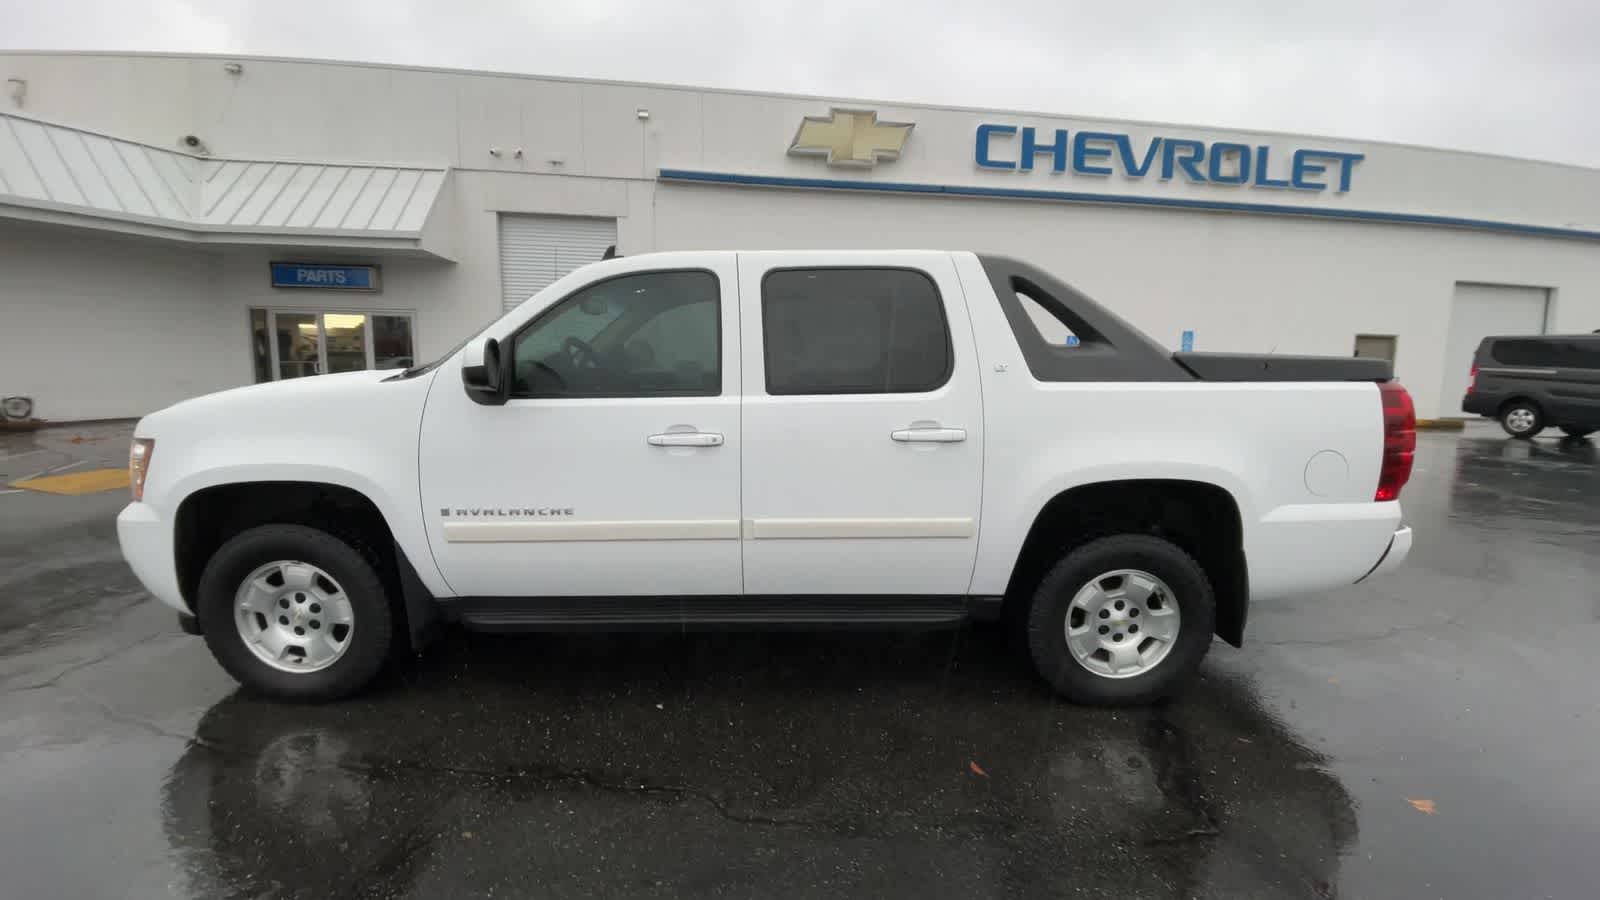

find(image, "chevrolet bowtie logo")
[788,108,914,167]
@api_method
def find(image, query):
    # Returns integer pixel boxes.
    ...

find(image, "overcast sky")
[4,0,1598,166]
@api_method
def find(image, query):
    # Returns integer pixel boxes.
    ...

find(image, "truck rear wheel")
[196,524,393,701]
[1025,535,1215,705]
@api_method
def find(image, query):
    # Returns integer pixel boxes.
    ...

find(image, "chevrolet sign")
[789,109,913,167]
[976,124,1364,192]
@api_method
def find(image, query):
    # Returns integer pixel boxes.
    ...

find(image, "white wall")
[0,165,656,422]
[4,51,1599,234]
[0,223,229,421]
[652,183,1600,417]
[5,52,1600,421]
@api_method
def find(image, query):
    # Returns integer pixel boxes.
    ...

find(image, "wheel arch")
[1498,395,1543,415]
[1002,478,1249,646]
[173,480,438,649]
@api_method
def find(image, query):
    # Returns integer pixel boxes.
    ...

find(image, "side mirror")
[461,337,507,406]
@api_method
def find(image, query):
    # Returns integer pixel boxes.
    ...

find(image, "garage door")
[1440,282,1548,416]
[498,214,618,313]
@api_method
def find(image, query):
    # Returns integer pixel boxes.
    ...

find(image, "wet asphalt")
[1,424,1597,899]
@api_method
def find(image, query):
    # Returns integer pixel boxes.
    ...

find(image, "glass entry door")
[253,310,415,382]
[274,312,322,380]
[322,313,370,374]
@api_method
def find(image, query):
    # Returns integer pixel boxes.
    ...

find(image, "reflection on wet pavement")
[2,423,1599,898]
[157,635,1355,899]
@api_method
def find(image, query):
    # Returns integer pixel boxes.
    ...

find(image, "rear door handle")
[890,426,967,443]
[647,431,724,447]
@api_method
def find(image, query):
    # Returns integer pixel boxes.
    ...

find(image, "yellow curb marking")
[13,467,131,495]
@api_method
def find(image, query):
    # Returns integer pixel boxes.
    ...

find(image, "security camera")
[180,134,212,155]
[182,135,201,148]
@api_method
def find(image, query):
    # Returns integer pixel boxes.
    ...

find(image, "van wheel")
[1025,535,1215,706]
[1560,426,1594,439]
[197,524,393,702]
[1499,401,1545,439]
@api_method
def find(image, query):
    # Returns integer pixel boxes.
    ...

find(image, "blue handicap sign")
[1181,330,1195,352]
[1065,335,1081,347]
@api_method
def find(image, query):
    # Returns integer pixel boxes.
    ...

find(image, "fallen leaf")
[1328,677,1340,684]
[969,760,988,777]
[1407,798,1436,815]
[463,830,474,838]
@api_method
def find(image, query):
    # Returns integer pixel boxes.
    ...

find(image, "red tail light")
[1376,381,1416,502]
[1466,362,1478,394]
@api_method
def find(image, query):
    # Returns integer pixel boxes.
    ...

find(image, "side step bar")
[451,595,1002,632]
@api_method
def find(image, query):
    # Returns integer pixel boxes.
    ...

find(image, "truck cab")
[118,250,1414,705]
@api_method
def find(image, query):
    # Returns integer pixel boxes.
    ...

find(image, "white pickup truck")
[118,251,1415,705]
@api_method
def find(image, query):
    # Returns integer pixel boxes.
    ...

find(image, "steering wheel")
[562,336,602,370]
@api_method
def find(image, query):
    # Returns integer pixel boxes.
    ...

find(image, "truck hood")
[136,369,425,438]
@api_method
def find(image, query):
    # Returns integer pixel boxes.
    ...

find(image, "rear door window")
[1491,340,1553,367]
[760,268,952,395]
[1554,340,1600,370]
[1492,339,1600,370]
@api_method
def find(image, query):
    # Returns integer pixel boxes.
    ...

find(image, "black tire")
[1559,426,1594,439]
[1025,535,1215,706]
[197,524,393,702]
[1499,400,1545,439]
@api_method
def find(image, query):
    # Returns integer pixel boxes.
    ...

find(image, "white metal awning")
[0,113,453,258]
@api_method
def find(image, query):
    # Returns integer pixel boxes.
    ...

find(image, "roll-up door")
[498,214,618,313]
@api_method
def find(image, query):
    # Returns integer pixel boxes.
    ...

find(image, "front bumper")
[116,502,188,614]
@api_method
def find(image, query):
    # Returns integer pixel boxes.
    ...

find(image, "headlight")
[129,438,155,501]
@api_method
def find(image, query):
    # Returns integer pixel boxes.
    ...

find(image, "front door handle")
[648,431,724,447]
[890,426,967,443]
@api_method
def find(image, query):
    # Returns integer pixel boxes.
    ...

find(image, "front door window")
[250,310,415,382]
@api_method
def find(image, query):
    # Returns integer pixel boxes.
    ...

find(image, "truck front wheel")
[1025,535,1215,705]
[196,524,393,701]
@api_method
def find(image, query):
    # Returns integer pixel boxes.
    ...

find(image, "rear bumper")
[116,502,188,614]
[1247,501,1408,600]
[1461,392,1498,416]
[1359,525,1413,582]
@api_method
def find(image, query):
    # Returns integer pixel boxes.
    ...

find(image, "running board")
[451,595,998,632]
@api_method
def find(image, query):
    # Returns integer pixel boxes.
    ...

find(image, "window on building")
[249,308,416,381]
[372,315,416,370]
[761,268,951,395]
[1353,334,1397,362]
[510,270,720,397]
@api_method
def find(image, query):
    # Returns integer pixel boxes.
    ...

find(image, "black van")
[1461,335,1600,438]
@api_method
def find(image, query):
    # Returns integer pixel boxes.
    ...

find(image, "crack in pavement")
[1139,825,1223,845]
[0,634,163,694]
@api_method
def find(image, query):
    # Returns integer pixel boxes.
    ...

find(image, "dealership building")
[2,50,1598,422]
